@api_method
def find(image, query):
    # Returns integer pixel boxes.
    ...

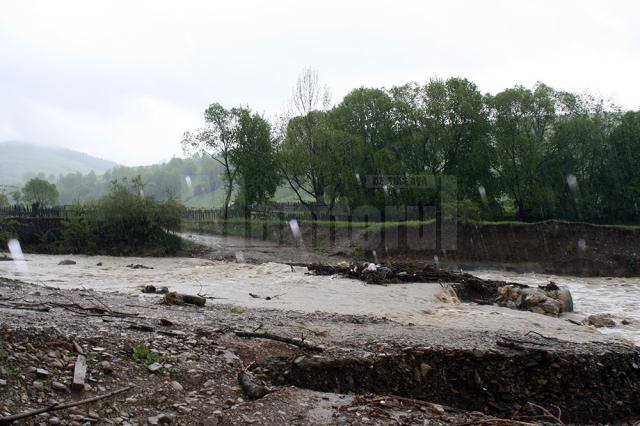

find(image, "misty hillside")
[0,141,118,187]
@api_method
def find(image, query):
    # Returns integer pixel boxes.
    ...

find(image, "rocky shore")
[1,276,639,425]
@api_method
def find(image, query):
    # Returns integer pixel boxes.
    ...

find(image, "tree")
[278,69,356,213]
[232,108,280,209]
[390,78,493,209]
[331,87,398,208]
[0,192,8,207]
[488,83,559,219]
[601,111,640,222]
[545,96,620,221]
[22,178,59,207]
[182,103,241,218]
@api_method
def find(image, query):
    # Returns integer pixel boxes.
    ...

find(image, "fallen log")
[238,370,271,399]
[163,292,206,307]
[0,385,134,423]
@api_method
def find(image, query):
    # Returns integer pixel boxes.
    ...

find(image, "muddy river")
[1,235,638,345]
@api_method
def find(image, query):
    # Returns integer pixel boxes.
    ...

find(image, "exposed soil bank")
[183,220,640,276]
[280,333,640,424]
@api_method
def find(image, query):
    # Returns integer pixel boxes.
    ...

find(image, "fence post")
[330,214,335,248]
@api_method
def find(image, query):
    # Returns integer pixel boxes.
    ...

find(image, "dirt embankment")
[183,220,640,276]
[373,221,640,277]
[1,277,639,424]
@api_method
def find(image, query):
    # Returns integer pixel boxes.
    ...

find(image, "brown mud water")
[307,262,574,316]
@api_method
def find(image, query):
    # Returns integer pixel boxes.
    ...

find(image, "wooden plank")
[72,354,87,392]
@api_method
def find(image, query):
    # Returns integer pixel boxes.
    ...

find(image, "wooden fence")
[1,203,434,223]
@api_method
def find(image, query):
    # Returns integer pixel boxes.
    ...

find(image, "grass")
[181,217,640,241]
[0,343,19,379]
[131,344,175,374]
[467,219,640,230]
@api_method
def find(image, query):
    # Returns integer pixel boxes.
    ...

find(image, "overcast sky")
[1,0,638,166]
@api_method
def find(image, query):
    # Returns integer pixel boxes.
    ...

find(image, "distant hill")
[0,141,118,187]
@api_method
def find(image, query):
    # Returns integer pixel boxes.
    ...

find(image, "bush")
[62,180,184,255]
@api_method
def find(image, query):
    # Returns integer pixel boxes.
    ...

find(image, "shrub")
[62,180,184,255]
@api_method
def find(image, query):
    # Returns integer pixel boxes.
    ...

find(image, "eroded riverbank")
[0,277,639,424]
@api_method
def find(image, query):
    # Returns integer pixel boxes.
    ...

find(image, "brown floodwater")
[2,250,636,345]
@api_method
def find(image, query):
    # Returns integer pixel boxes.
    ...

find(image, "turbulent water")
[473,269,640,343]
[1,250,638,345]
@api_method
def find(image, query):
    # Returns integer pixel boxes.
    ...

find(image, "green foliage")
[0,192,8,207]
[22,178,59,206]
[232,108,280,209]
[62,178,184,255]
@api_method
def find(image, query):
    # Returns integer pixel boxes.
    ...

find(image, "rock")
[33,380,45,390]
[36,368,51,378]
[96,262,103,266]
[148,362,163,373]
[538,299,562,317]
[48,417,61,424]
[546,286,574,312]
[99,360,113,374]
[49,360,64,369]
[142,285,157,294]
[0,379,6,386]
[222,350,240,366]
[58,259,76,265]
[176,406,192,414]
[148,413,173,425]
[585,314,616,328]
[52,381,67,391]
[170,381,184,392]
[157,286,169,294]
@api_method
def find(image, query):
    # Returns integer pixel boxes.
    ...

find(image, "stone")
[99,360,113,374]
[176,406,192,414]
[58,259,76,265]
[147,362,163,373]
[49,360,64,369]
[52,381,67,391]
[36,368,51,378]
[142,285,157,294]
[585,314,616,328]
[32,380,44,390]
[222,350,240,366]
[0,379,6,386]
[148,413,173,425]
[538,299,562,317]
[170,381,184,392]
[546,287,574,312]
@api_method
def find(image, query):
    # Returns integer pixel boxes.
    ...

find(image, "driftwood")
[235,331,323,352]
[0,385,134,423]
[0,302,51,312]
[238,369,271,399]
[71,340,84,355]
[307,262,535,307]
[163,292,206,307]
[72,354,87,391]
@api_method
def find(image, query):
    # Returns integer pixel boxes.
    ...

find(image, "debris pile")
[308,262,574,316]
